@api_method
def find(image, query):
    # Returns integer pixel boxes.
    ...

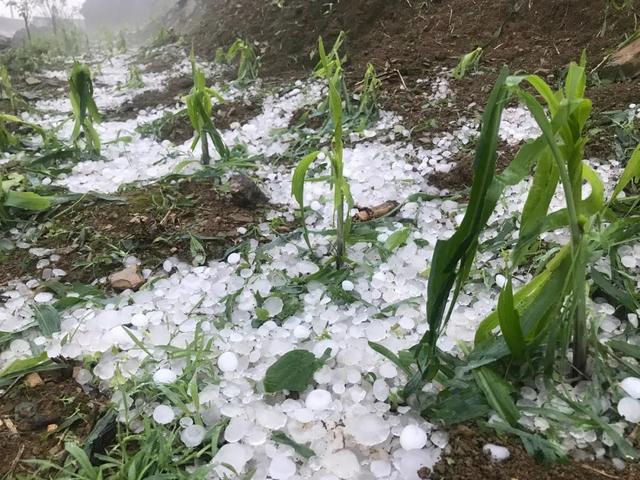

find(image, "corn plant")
[452,47,483,79]
[1,173,51,223]
[408,58,640,391]
[216,39,259,83]
[292,37,353,269]
[124,65,144,89]
[69,62,101,154]
[0,113,52,150]
[311,33,381,131]
[117,30,127,53]
[184,52,229,166]
[0,66,26,114]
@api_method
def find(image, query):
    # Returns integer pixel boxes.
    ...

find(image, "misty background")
[0,0,177,37]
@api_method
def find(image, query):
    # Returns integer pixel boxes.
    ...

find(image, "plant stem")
[201,132,210,166]
[335,188,344,269]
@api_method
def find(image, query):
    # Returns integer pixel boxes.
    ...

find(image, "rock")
[602,38,640,80]
[109,265,145,291]
[24,372,44,388]
[46,424,58,433]
[228,174,269,208]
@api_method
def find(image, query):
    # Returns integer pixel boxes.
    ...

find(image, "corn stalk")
[184,52,229,166]
[69,62,101,154]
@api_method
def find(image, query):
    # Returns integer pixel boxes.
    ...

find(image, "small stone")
[109,265,145,291]
[24,373,44,388]
[228,174,269,207]
[46,424,58,433]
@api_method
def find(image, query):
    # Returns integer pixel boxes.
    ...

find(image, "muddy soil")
[108,75,193,120]
[0,367,108,477]
[0,178,263,288]
[434,424,640,479]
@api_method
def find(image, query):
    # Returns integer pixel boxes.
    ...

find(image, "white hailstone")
[379,362,398,378]
[10,339,30,354]
[256,405,287,429]
[180,424,206,447]
[218,352,239,372]
[372,379,390,401]
[264,297,284,317]
[613,458,626,471]
[618,397,640,422]
[268,454,297,480]
[430,430,449,449]
[621,255,637,269]
[214,444,252,477]
[483,444,510,462]
[322,449,360,479]
[341,280,355,291]
[153,368,177,384]
[94,360,115,381]
[394,449,440,480]
[75,369,93,385]
[305,389,332,410]
[224,417,250,442]
[34,292,54,303]
[534,417,550,432]
[400,424,428,451]
[227,252,241,265]
[370,460,391,478]
[152,405,175,424]
[620,377,640,399]
[180,417,194,428]
[347,414,390,446]
[366,323,387,342]
[293,325,310,339]
[495,274,506,288]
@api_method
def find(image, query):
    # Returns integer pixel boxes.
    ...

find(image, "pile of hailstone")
[1,47,637,480]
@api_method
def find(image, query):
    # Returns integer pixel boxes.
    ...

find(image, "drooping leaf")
[33,304,61,336]
[272,431,316,459]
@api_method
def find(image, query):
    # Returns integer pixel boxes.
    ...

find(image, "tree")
[5,0,34,42]
[35,0,68,34]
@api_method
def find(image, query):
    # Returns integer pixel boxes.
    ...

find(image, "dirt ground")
[433,424,640,479]
[0,178,264,288]
[0,367,108,477]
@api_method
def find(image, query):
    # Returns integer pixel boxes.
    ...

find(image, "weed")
[0,66,27,114]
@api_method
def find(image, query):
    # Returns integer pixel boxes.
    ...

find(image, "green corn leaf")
[368,341,414,376]
[272,431,316,459]
[497,276,526,362]
[3,191,52,211]
[33,304,61,336]
[472,367,520,426]
[418,68,510,373]
[384,227,410,252]
[611,144,640,203]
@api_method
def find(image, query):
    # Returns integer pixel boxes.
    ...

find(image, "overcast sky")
[0,0,86,18]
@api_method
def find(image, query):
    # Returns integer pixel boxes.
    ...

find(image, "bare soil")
[0,367,108,477]
[434,424,640,479]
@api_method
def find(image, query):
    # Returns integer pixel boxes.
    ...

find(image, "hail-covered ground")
[1,44,639,478]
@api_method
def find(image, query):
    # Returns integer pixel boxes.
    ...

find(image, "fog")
[81,0,175,29]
